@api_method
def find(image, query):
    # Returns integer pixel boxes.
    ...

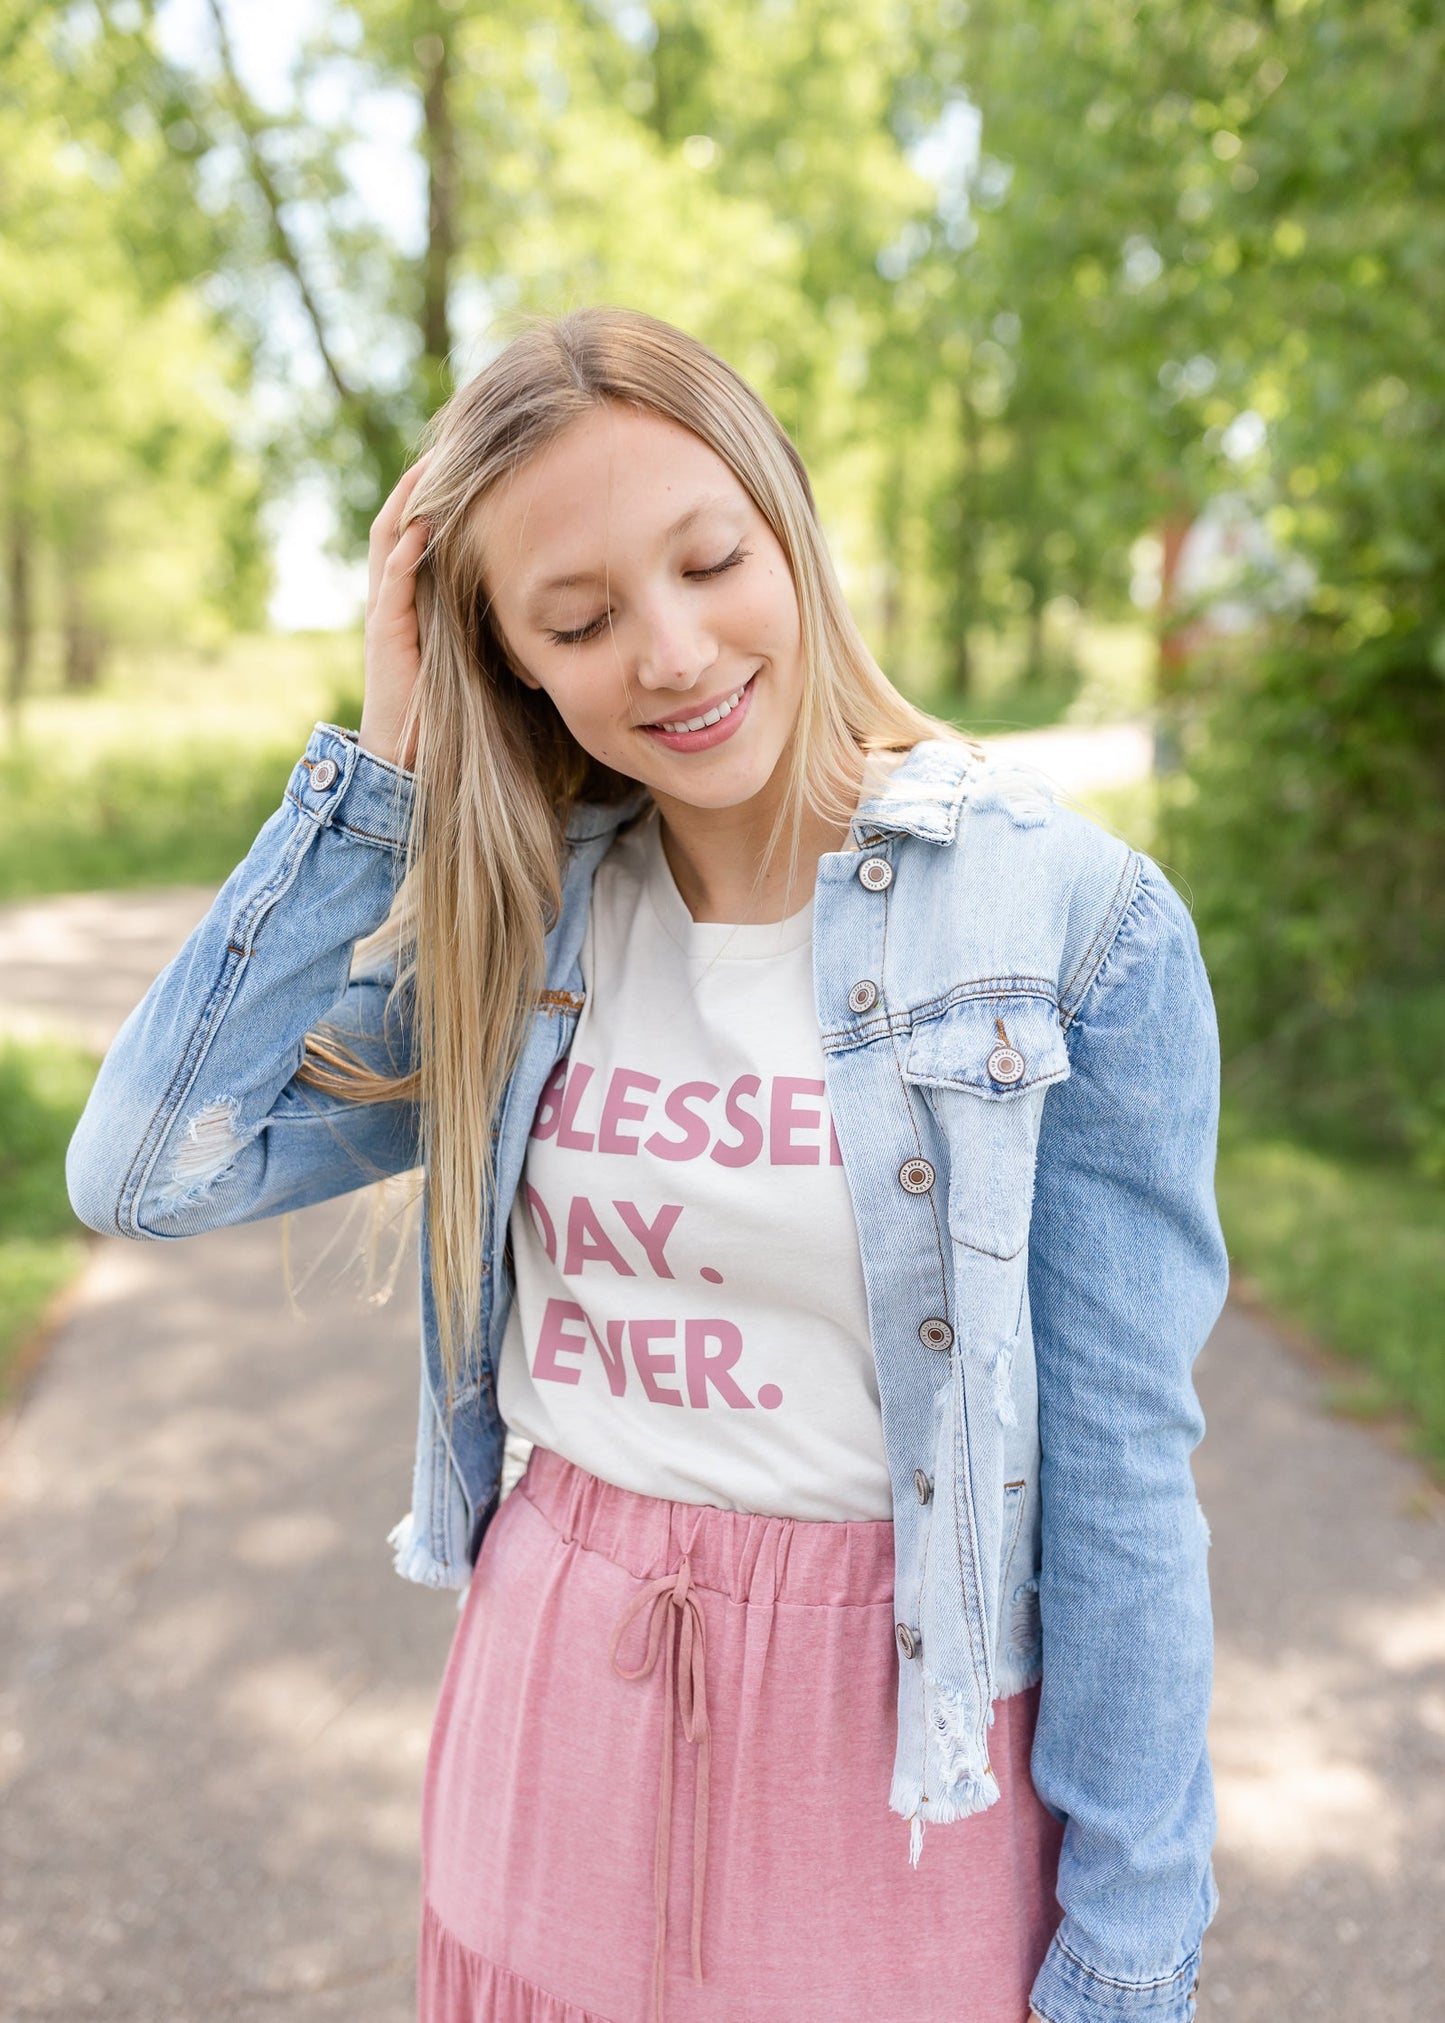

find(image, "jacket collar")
[562,736,980,851]
[847,737,979,848]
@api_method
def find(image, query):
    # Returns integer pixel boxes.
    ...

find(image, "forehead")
[475,404,749,590]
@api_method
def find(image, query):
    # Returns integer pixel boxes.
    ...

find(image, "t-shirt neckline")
[639,806,816,960]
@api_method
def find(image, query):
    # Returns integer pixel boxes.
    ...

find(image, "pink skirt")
[419,1446,1064,2023]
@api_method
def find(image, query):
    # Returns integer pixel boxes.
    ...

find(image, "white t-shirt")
[496,793,894,1521]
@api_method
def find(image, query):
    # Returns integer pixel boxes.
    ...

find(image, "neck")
[650,745,865,925]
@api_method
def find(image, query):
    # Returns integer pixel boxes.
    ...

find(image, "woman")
[68,307,1227,2023]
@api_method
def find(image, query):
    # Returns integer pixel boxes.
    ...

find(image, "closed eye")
[691,543,750,580]
[545,545,751,647]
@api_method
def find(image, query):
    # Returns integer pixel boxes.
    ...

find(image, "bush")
[1166,629,1445,1174]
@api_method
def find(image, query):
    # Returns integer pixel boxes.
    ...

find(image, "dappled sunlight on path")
[0,1208,447,2020]
[1194,1305,1445,2017]
[0,886,219,1054]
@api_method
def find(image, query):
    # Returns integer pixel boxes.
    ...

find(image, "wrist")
[357,713,407,769]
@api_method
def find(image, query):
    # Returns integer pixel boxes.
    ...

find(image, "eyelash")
[546,545,751,647]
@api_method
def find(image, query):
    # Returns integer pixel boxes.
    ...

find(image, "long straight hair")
[300,306,975,1407]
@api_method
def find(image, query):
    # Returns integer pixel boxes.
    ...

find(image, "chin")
[656,735,791,811]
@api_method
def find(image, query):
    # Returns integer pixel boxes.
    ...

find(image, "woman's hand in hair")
[360,452,432,771]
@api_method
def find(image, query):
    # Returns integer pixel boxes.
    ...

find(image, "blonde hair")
[300,305,973,1406]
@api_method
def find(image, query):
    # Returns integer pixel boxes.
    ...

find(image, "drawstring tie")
[609,1552,711,2023]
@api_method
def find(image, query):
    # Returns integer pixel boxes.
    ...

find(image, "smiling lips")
[639,673,757,753]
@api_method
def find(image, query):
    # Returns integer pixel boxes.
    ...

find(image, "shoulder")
[954,758,1214,1034]
[908,748,1147,1017]
[892,745,1217,1099]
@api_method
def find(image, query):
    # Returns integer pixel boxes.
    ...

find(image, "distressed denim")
[68,726,1228,2023]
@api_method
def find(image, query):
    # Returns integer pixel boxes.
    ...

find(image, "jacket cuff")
[1031,1930,1202,2023]
[284,723,415,853]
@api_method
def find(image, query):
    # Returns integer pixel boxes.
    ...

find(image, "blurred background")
[1,1,1441,2017]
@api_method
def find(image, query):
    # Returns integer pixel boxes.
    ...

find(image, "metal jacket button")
[986,1043,1025,1086]
[898,1157,935,1194]
[857,856,893,891]
[310,757,339,791]
[895,1623,920,1660]
[914,1468,933,1505]
[848,979,880,1014]
[918,1317,954,1352]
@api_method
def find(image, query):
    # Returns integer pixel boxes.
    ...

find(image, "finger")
[390,450,433,526]
[368,458,425,605]
[373,518,430,623]
[369,451,435,606]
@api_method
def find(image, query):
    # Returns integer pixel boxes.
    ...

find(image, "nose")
[628,582,718,695]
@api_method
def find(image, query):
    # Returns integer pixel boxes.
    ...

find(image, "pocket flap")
[904,992,1070,1099]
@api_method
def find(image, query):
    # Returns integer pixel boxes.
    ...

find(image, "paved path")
[0,885,220,1053]
[2,742,1442,2018]
[1,1212,443,2022]
[1193,1304,1445,2017]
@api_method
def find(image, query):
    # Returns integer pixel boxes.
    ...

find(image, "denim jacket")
[68,724,1228,2023]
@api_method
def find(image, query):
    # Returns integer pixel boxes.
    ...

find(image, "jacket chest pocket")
[901,993,1071,1263]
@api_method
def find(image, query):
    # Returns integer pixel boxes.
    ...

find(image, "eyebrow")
[525,497,737,611]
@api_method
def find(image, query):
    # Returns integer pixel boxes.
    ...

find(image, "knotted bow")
[609,1554,711,2023]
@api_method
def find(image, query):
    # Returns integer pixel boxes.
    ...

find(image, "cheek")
[737,565,802,661]
[538,658,635,753]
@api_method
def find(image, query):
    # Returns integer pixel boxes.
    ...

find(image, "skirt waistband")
[515,1444,896,1610]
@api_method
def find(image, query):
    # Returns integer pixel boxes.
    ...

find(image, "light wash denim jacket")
[68,725,1228,2023]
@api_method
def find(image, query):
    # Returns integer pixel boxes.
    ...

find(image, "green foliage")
[0,2,268,709]
[0,632,359,901]
[1215,1113,1445,1471]
[1134,0,1444,1159]
[0,1037,97,1399]
[0,741,300,903]
[1167,630,1445,1171]
[881,0,1445,1176]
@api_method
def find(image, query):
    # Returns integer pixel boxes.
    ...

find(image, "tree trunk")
[417,17,456,403]
[952,396,982,703]
[205,0,401,493]
[953,624,973,697]
[878,449,906,678]
[1024,602,1046,685]
[6,413,34,736]
[61,554,105,690]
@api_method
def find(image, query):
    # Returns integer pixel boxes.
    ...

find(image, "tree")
[909,0,1443,1159]
[0,1,265,725]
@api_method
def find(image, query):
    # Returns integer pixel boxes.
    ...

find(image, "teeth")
[657,682,747,735]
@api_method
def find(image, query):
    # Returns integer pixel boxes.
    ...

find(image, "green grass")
[1215,1112,1445,1470]
[0,1038,99,1403]
[0,742,311,900]
[0,631,363,903]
